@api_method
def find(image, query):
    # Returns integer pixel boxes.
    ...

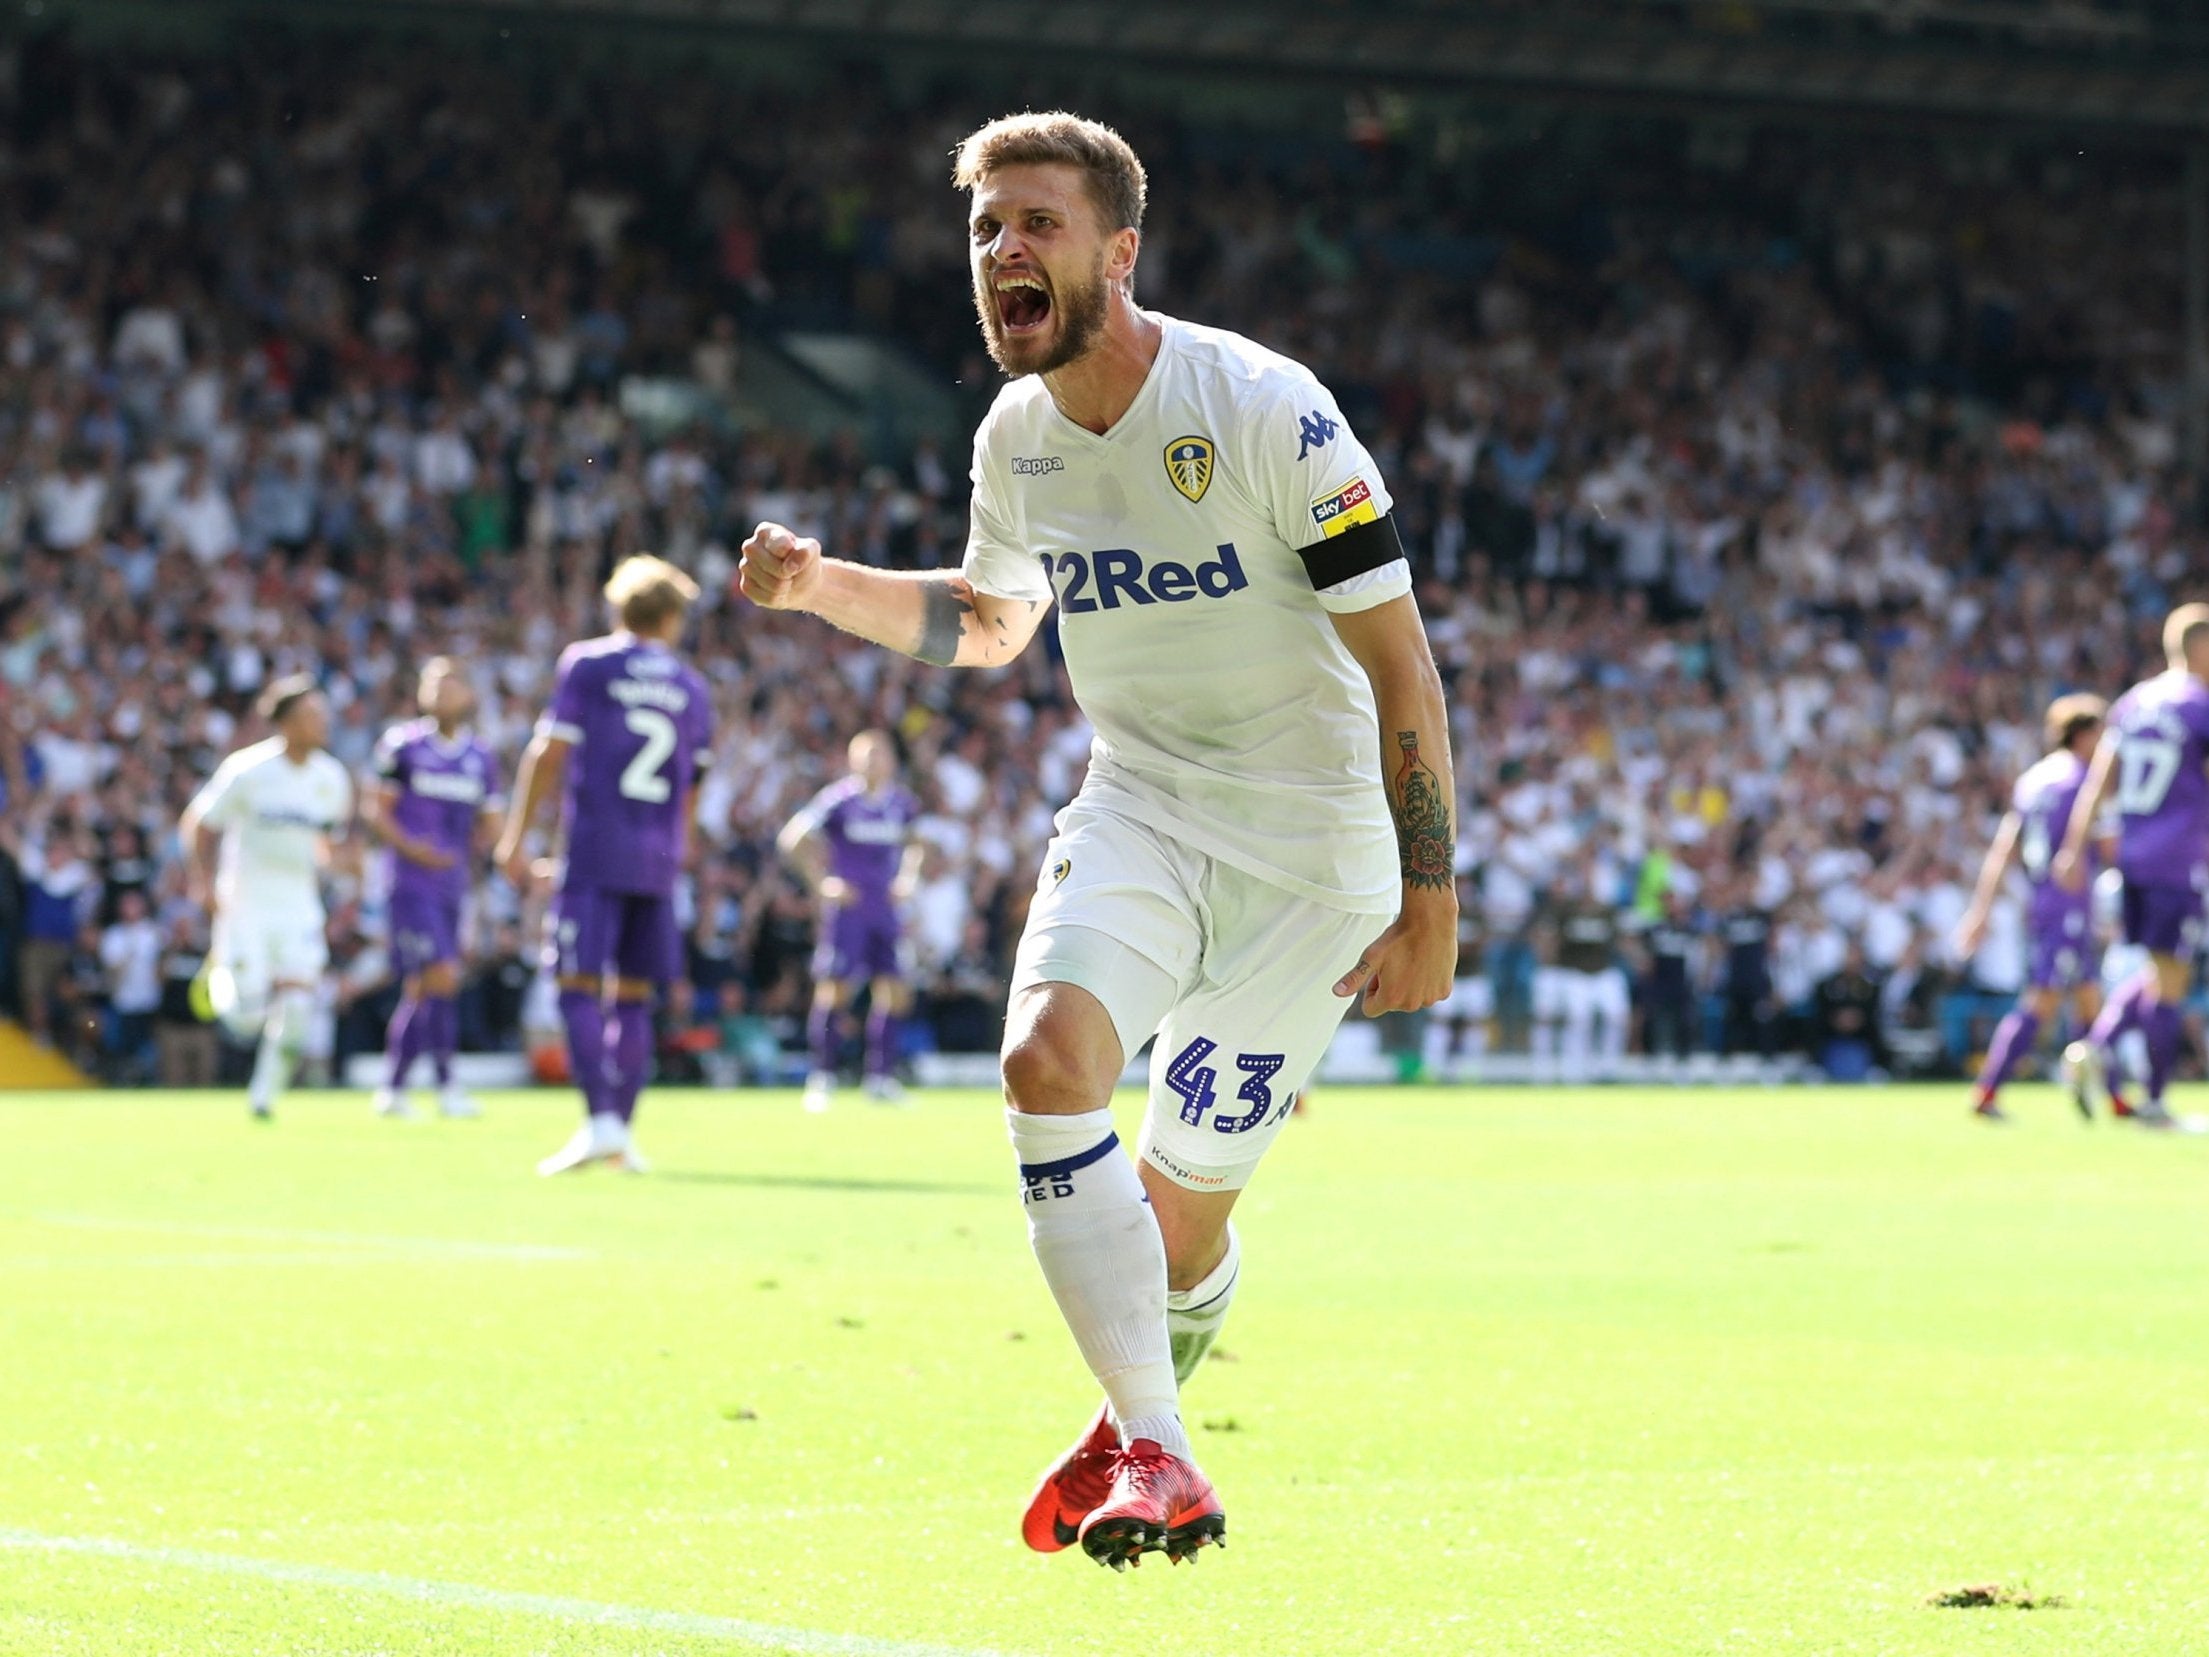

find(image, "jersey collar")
[1042,312,1175,449]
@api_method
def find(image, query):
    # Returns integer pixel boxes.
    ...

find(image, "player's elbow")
[1369,647,1447,718]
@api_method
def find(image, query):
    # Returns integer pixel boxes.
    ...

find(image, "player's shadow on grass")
[653,1170,996,1198]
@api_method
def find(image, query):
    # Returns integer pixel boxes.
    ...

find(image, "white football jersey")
[187,737,353,913]
[963,314,1411,911]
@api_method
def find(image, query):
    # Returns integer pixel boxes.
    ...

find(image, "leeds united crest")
[1164,435,1214,504]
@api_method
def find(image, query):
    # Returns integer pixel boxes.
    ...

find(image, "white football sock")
[1007,1107,1186,1458]
[1531,1018,1560,1081]
[1560,1001,1593,1083]
[1600,1024,1628,1073]
[1167,1222,1239,1385]
[250,988,313,1108]
[1421,1021,1454,1071]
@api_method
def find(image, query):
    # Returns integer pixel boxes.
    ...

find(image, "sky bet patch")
[1310,476,1378,538]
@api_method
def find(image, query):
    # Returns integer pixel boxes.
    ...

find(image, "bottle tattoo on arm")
[1392,730,1453,889]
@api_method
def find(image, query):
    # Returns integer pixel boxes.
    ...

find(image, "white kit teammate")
[180,675,354,1119]
[740,113,1456,1570]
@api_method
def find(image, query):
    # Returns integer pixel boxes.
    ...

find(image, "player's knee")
[1000,1006,1116,1115]
[1001,1033,1092,1114]
[422,962,460,998]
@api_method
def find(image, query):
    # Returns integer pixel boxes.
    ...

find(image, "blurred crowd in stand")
[0,27,2196,1083]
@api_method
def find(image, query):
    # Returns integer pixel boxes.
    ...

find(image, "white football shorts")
[1010,803,1386,1192]
[1534,965,1629,1027]
[211,902,329,1027]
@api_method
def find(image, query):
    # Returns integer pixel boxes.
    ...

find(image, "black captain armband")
[1296,512,1406,591]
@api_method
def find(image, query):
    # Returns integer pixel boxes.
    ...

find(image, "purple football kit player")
[367,658,502,1120]
[777,729,923,1110]
[496,556,713,1174]
[2056,603,2209,1126]
[1952,695,2106,1121]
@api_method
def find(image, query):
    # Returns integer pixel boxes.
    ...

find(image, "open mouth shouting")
[995,272,1054,338]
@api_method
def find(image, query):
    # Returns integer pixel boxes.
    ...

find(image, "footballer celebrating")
[366,658,502,1120]
[179,676,354,1120]
[496,556,714,1175]
[740,113,1456,1568]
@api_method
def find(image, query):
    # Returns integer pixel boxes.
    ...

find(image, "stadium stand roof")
[192,0,2209,133]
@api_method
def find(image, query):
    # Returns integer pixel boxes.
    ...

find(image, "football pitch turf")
[5,1084,2209,1657]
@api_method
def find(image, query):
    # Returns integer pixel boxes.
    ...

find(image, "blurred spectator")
[98,890,162,1083]
[711,982,787,1084]
[156,910,222,1088]
[1717,881,1777,1060]
[1638,889,1702,1062]
[1813,939,1888,1082]
[55,922,109,1074]
[469,923,535,1054]
[15,817,97,1046]
[922,917,1008,1055]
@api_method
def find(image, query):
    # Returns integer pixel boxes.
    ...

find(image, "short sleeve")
[960,419,1052,605]
[1251,373,1395,559]
[1315,559,1413,614]
[372,729,406,784]
[789,782,840,840]
[188,754,247,829]
[540,650,586,745]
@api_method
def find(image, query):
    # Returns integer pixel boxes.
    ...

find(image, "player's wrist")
[1397,885,1458,922]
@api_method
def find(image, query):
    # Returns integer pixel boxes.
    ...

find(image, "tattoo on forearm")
[915,582,976,666]
[1391,730,1453,889]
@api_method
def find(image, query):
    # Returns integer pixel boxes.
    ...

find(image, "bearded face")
[975,247,1111,378]
[968,164,1127,379]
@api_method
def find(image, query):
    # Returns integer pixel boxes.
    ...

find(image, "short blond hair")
[2044,692,2106,751]
[951,111,1147,233]
[2166,602,2209,666]
[605,555,699,634]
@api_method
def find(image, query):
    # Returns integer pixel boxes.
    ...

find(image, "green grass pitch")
[5,1082,2209,1656]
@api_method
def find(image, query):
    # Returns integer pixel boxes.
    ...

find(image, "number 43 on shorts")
[1165,1038,1290,1134]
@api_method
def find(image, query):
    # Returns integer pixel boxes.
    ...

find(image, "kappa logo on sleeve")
[1310,476,1379,538]
[1295,409,1339,461]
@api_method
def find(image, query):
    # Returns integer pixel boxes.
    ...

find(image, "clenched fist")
[740,522,825,611]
